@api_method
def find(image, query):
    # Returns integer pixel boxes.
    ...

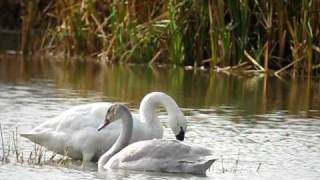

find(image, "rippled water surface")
[0,56,320,180]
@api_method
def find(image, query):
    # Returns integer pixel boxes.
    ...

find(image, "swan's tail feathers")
[202,158,217,173]
[177,157,217,175]
[20,133,32,138]
[20,133,36,139]
[20,133,43,145]
[194,157,217,175]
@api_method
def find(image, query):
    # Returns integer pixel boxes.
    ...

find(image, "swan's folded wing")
[110,139,213,162]
[109,153,216,174]
[105,139,216,174]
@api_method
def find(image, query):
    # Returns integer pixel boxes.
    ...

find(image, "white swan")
[21,92,187,163]
[98,104,216,175]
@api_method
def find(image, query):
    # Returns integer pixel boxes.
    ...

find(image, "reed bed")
[1,0,320,76]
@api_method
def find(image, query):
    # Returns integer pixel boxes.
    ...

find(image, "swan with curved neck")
[97,104,216,175]
[21,92,187,163]
[97,105,133,168]
[138,92,186,140]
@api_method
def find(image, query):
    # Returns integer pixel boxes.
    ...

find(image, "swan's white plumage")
[21,92,186,162]
[104,139,216,174]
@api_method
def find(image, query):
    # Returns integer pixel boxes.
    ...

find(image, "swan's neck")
[98,108,133,170]
[139,92,182,136]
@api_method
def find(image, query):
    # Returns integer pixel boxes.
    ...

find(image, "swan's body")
[98,104,216,175]
[104,139,216,174]
[21,92,187,162]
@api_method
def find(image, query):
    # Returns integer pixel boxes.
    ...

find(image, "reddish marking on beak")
[98,119,110,131]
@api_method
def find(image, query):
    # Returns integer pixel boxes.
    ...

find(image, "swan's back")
[21,102,113,159]
[105,139,216,175]
[24,102,110,133]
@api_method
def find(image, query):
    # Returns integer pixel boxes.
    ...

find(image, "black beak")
[98,118,110,131]
[175,127,185,141]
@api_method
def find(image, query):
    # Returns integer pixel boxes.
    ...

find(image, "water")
[0,56,320,180]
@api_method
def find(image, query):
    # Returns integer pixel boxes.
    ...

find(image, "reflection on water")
[0,56,320,180]
[1,56,320,115]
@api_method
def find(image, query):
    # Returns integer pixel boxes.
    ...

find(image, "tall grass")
[168,0,184,65]
[1,0,320,75]
[0,124,72,166]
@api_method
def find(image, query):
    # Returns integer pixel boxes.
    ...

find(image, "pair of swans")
[97,104,216,175]
[21,92,186,162]
[22,92,216,174]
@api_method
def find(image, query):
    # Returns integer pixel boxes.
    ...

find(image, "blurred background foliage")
[0,0,320,75]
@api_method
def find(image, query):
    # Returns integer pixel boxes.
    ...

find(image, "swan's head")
[169,113,187,141]
[98,104,129,131]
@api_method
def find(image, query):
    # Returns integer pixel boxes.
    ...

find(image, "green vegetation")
[1,0,320,75]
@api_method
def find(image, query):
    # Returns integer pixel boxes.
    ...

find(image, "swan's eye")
[107,107,113,114]
[106,106,118,119]
[108,105,116,113]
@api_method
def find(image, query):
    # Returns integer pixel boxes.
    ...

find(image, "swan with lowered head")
[98,104,216,175]
[21,92,187,163]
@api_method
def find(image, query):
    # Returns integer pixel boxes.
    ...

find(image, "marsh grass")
[208,155,262,175]
[0,124,72,166]
[1,0,320,76]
